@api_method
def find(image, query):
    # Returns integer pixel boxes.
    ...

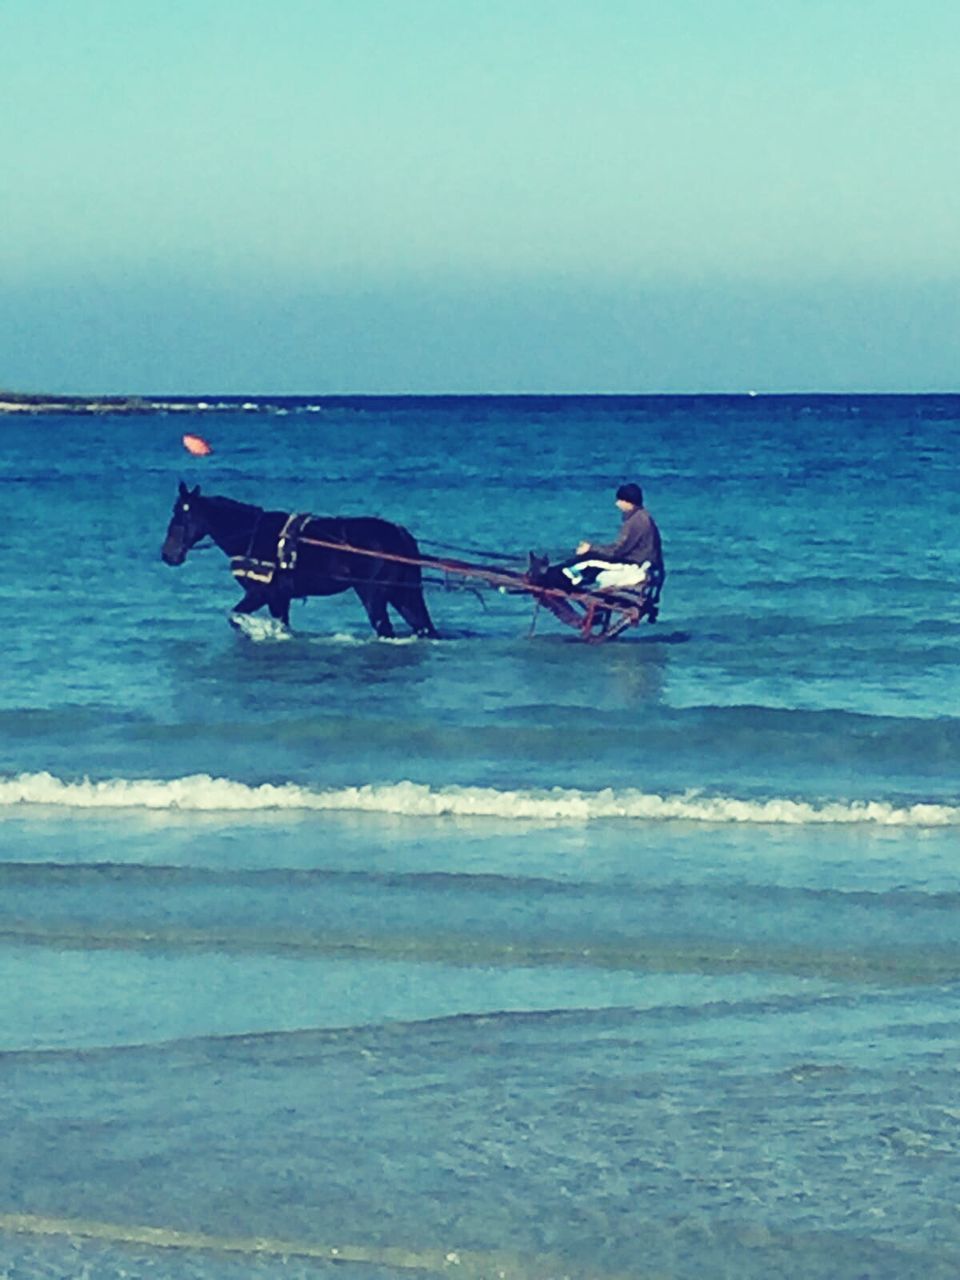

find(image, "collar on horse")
[230,512,312,585]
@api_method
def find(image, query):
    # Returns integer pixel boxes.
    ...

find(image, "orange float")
[182,433,213,456]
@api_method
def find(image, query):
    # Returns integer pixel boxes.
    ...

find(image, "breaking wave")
[1,771,958,826]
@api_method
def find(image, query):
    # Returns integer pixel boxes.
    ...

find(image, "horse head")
[161,482,208,565]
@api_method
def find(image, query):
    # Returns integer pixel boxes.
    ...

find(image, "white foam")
[229,614,291,642]
[1,772,957,826]
[304,632,421,647]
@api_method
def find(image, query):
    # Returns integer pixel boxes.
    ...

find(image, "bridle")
[167,498,214,558]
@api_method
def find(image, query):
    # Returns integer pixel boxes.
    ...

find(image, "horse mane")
[201,493,264,519]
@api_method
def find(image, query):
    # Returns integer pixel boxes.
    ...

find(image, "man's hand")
[576,541,591,555]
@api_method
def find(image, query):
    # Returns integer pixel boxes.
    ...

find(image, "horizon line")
[3,388,960,404]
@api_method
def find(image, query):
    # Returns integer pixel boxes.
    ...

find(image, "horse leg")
[267,589,291,626]
[231,587,268,616]
[355,585,395,638]
[389,580,440,638]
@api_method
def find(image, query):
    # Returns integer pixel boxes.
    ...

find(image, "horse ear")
[178,480,188,496]
[190,485,201,497]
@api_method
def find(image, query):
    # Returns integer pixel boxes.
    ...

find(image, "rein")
[296,533,528,591]
[242,510,263,558]
[417,538,519,563]
[294,532,612,613]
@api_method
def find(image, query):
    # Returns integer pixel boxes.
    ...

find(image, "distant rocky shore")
[0,392,215,415]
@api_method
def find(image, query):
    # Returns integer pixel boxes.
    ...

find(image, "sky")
[1,0,958,394]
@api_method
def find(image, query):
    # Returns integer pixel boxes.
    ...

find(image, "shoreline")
[0,394,232,416]
[0,395,161,415]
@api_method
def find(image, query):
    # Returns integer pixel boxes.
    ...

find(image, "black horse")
[161,483,439,638]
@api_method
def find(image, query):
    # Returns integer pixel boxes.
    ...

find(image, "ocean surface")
[1,394,959,1279]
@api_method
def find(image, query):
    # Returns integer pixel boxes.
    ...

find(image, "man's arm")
[580,518,635,561]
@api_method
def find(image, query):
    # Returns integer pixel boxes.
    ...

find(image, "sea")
[1,393,959,1280]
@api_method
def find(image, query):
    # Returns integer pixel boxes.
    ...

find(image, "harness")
[230,512,313,586]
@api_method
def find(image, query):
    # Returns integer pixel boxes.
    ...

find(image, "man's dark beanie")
[616,482,644,506]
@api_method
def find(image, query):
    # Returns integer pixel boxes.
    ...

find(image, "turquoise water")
[1,395,960,1278]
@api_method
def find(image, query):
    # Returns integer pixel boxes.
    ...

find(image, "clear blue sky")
[2,0,958,393]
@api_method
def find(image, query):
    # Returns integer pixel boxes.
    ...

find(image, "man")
[528,482,664,613]
[565,481,664,592]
